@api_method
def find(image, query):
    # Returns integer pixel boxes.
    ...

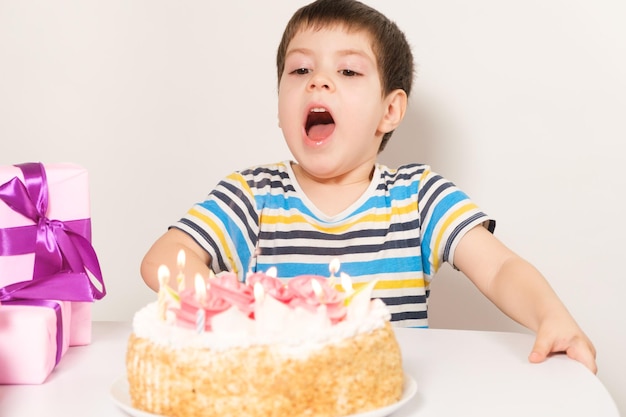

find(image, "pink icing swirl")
[171,271,348,329]
[287,275,346,323]
[208,273,255,315]
[173,273,253,331]
[246,272,295,303]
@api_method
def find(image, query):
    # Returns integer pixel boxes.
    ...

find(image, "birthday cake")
[126,260,404,417]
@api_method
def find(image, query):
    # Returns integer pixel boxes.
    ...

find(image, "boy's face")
[278,26,397,181]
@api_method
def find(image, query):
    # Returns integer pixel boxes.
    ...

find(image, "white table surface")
[0,322,619,417]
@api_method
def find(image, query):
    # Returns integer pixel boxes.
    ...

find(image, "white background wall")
[1,0,624,412]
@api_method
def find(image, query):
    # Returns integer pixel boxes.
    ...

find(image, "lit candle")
[311,279,324,303]
[195,308,206,334]
[176,249,186,292]
[157,265,171,320]
[328,258,340,286]
[194,273,207,304]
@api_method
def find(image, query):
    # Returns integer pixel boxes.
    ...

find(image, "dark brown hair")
[276,0,415,150]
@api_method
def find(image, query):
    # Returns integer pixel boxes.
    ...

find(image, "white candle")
[157,265,171,321]
[195,308,206,334]
[176,249,186,292]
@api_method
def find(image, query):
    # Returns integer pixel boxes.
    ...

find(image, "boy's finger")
[528,338,551,364]
[567,341,598,374]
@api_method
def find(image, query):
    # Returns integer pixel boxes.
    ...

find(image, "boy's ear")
[378,89,408,134]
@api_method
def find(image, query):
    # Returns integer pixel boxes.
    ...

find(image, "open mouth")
[305,108,335,141]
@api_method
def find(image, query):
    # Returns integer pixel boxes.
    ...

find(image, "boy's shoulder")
[226,161,294,194]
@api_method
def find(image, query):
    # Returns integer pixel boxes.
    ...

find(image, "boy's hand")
[454,226,597,374]
[529,319,597,374]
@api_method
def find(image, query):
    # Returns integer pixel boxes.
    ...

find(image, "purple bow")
[0,162,106,302]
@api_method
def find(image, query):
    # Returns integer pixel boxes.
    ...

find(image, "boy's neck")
[291,162,375,217]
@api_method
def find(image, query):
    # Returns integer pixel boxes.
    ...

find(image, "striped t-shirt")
[173,161,495,328]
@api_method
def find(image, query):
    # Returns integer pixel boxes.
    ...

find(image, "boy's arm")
[453,225,597,373]
[140,228,212,292]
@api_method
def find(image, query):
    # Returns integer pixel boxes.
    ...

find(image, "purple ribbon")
[0,162,106,302]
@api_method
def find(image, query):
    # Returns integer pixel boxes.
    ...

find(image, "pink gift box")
[0,163,90,284]
[0,163,103,348]
[0,301,71,384]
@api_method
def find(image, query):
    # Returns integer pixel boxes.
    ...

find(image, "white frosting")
[132,298,391,354]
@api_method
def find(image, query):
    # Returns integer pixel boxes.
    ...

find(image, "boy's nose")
[307,73,334,92]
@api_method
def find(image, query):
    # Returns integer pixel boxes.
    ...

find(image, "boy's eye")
[340,69,360,77]
[291,68,310,75]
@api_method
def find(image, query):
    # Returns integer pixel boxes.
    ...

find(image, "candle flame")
[194,273,207,303]
[177,249,186,269]
[329,258,340,275]
[311,279,324,301]
[157,265,171,287]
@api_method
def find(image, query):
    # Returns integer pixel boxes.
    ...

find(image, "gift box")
[0,162,105,384]
[0,301,71,384]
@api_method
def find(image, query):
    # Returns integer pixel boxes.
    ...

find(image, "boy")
[141,0,596,373]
